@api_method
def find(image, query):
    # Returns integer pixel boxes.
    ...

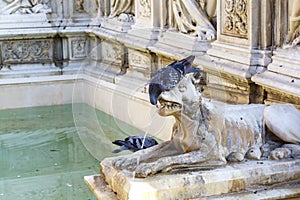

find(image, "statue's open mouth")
[158,99,182,115]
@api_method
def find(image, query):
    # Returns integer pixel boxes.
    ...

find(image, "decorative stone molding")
[1,39,53,64]
[0,0,298,108]
[222,0,248,38]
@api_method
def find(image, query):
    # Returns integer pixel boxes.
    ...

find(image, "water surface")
[0,104,141,200]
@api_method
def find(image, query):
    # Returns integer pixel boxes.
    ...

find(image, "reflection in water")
[0,104,141,200]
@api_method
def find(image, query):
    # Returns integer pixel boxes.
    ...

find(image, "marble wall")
[0,0,299,112]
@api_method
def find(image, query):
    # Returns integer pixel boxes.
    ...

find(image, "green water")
[0,104,142,200]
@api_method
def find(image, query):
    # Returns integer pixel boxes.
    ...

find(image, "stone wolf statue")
[112,56,300,178]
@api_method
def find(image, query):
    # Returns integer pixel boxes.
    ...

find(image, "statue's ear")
[189,68,205,92]
[187,68,201,84]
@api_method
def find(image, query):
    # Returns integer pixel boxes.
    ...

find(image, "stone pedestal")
[85,158,300,200]
[127,0,160,41]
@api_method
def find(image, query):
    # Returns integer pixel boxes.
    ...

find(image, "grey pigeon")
[112,135,158,153]
[149,55,196,105]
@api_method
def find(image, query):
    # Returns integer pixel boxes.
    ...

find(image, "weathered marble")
[110,69,300,178]
[0,1,299,199]
[98,158,300,200]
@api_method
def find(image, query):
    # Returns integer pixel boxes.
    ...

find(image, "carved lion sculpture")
[113,61,300,178]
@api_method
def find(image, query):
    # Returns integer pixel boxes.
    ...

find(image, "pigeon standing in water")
[112,136,158,153]
[148,55,196,106]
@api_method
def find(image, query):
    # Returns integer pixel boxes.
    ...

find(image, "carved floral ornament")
[223,0,248,38]
[2,40,52,64]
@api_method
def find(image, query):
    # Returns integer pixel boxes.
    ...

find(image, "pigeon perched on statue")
[148,55,197,106]
[112,136,158,153]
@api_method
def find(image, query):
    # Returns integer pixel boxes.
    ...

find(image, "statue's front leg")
[113,141,178,170]
[134,149,226,178]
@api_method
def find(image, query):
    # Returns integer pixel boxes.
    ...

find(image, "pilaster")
[204,0,273,104]
[252,0,300,108]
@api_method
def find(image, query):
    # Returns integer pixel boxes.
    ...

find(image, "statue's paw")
[226,152,244,162]
[112,157,138,171]
[282,144,300,158]
[196,28,216,41]
[134,163,157,178]
[270,148,291,160]
[205,30,216,40]
[196,31,206,40]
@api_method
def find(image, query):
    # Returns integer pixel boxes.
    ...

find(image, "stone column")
[128,0,160,40]
[204,0,273,104]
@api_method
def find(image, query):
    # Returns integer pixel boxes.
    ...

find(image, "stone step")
[84,173,300,200]
[96,158,300,200]
[84,174,118,200]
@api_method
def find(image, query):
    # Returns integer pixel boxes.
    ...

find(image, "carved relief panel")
[0,0,52,14]
[222,0,248,38]
[69,0,98,18]
[101,41,124,65]
[128,49,152,77]
[1,39,53,64]
[70,38,88,59]
[74,0,86,13]
[139,0,151,18]
[134,0,158,28]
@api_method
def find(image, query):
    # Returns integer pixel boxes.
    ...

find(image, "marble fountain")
[0,0,300,199]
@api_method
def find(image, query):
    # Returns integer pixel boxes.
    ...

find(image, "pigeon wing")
[112,139,139,152]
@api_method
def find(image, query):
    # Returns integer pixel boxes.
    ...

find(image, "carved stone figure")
[109,0,134,18]
[287,0,300,46]
[75,0,85,13]
[170,0,217,40]
[112,56,300,178]
[0,0,51,14]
